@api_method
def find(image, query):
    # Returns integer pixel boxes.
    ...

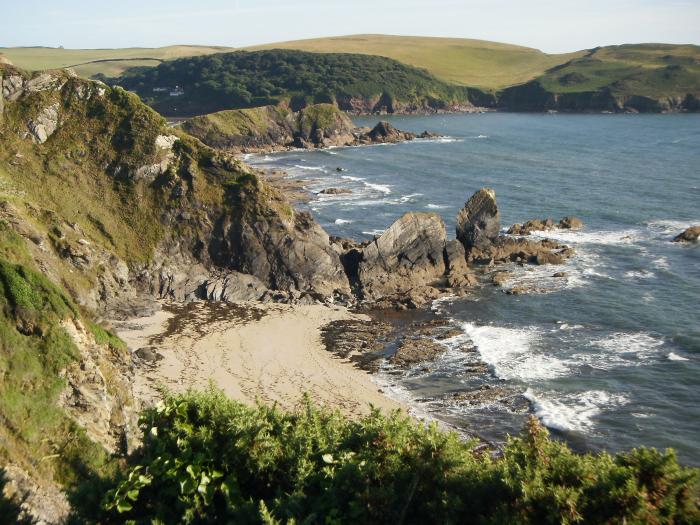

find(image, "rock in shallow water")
[673,226,700,243]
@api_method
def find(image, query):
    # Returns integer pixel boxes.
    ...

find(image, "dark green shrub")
[90,389,700,525]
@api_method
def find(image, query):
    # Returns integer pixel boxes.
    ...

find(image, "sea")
[246,113,700,465]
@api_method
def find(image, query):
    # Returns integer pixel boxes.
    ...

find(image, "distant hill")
[498,44,700,112]
[4,37,699,113]
[110,49,477,117]
[0,45,235,78]
[245,34,585,90]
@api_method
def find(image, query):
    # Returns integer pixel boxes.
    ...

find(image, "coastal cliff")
[181,103,424,153]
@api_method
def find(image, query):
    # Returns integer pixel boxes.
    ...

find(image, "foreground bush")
[85,389,699,524]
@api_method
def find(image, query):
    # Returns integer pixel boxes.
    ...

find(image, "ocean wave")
[645,219,698,236]
[529,228,643,246]
[334,218,353,225]
[593,332,664,356]
[624,270,656,280]
[461,322,569,380]
[651,256,670,270]
[399,193,423,203]
[293,164,327,172]
[525,389,629,433]
[426,203,448,210]
[341,175,365,181]
[668,352,689,362]
[415,136,464,144]
[363,181,392,194]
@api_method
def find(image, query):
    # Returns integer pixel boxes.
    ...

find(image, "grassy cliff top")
[0,45,235,78]
[534,44,700,97]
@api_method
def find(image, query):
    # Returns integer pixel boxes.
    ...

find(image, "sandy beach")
[114,301,403,417]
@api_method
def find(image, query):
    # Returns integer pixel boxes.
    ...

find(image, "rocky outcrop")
[349,212,447,304]
[456,188,574,266]
[27,103,59,144]
[456,188,500,250]
[183,104,422,153]
[353,121,416,144]
[673,226,700,243]
[199,272,270,302]
[507,216,583,235]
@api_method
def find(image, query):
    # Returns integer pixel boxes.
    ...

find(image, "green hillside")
[110,49,474,116]
[498,44,700,112]
[246,34,584,90]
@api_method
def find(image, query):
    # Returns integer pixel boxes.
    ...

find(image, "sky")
[2,0,699,53]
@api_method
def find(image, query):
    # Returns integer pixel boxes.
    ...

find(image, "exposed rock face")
[212,199,351,299]
[352,212,447,302]
[27,103,59,144]
[59,319,138,454]
[508,216,583,235]
[183,105,422,153]
[673,226,700,243]
[444,239,477,288]
[199,272,269,302]
[456,188,500,250]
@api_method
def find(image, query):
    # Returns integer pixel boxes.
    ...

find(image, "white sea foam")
[474,134,489,139]
[362,229,386,237]
[525,389,629,433]
[624,270,656,280]
[651,257,670,270]
[529,228,643,246]
[426,203,448,209]
[293,164,327,172]
[363,181,392,194]
[461,322,569,380]
[341,175,365,181]
[334,218,353,225]
[668,352,689,362]
[586,332,665,367]
[645,219,697,236]
[399,193,423,203]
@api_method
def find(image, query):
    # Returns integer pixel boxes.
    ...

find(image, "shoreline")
[114,301,406,418]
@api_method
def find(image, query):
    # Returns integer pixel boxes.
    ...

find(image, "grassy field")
[0,45,235,78]
[245,34,585,90]
[535,44,700,97]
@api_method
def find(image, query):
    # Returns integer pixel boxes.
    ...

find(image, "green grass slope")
[245,34,584,90]
[0,45,235,79]
[498,44,700,111]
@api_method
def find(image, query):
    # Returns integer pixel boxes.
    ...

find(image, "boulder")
[354,212,446,301]
[456,188,500,251]
[672,226,700,243]
[559,216,583,230]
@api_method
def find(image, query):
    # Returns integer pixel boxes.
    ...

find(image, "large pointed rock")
[456,188,500,251]
[354,212,446,301]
